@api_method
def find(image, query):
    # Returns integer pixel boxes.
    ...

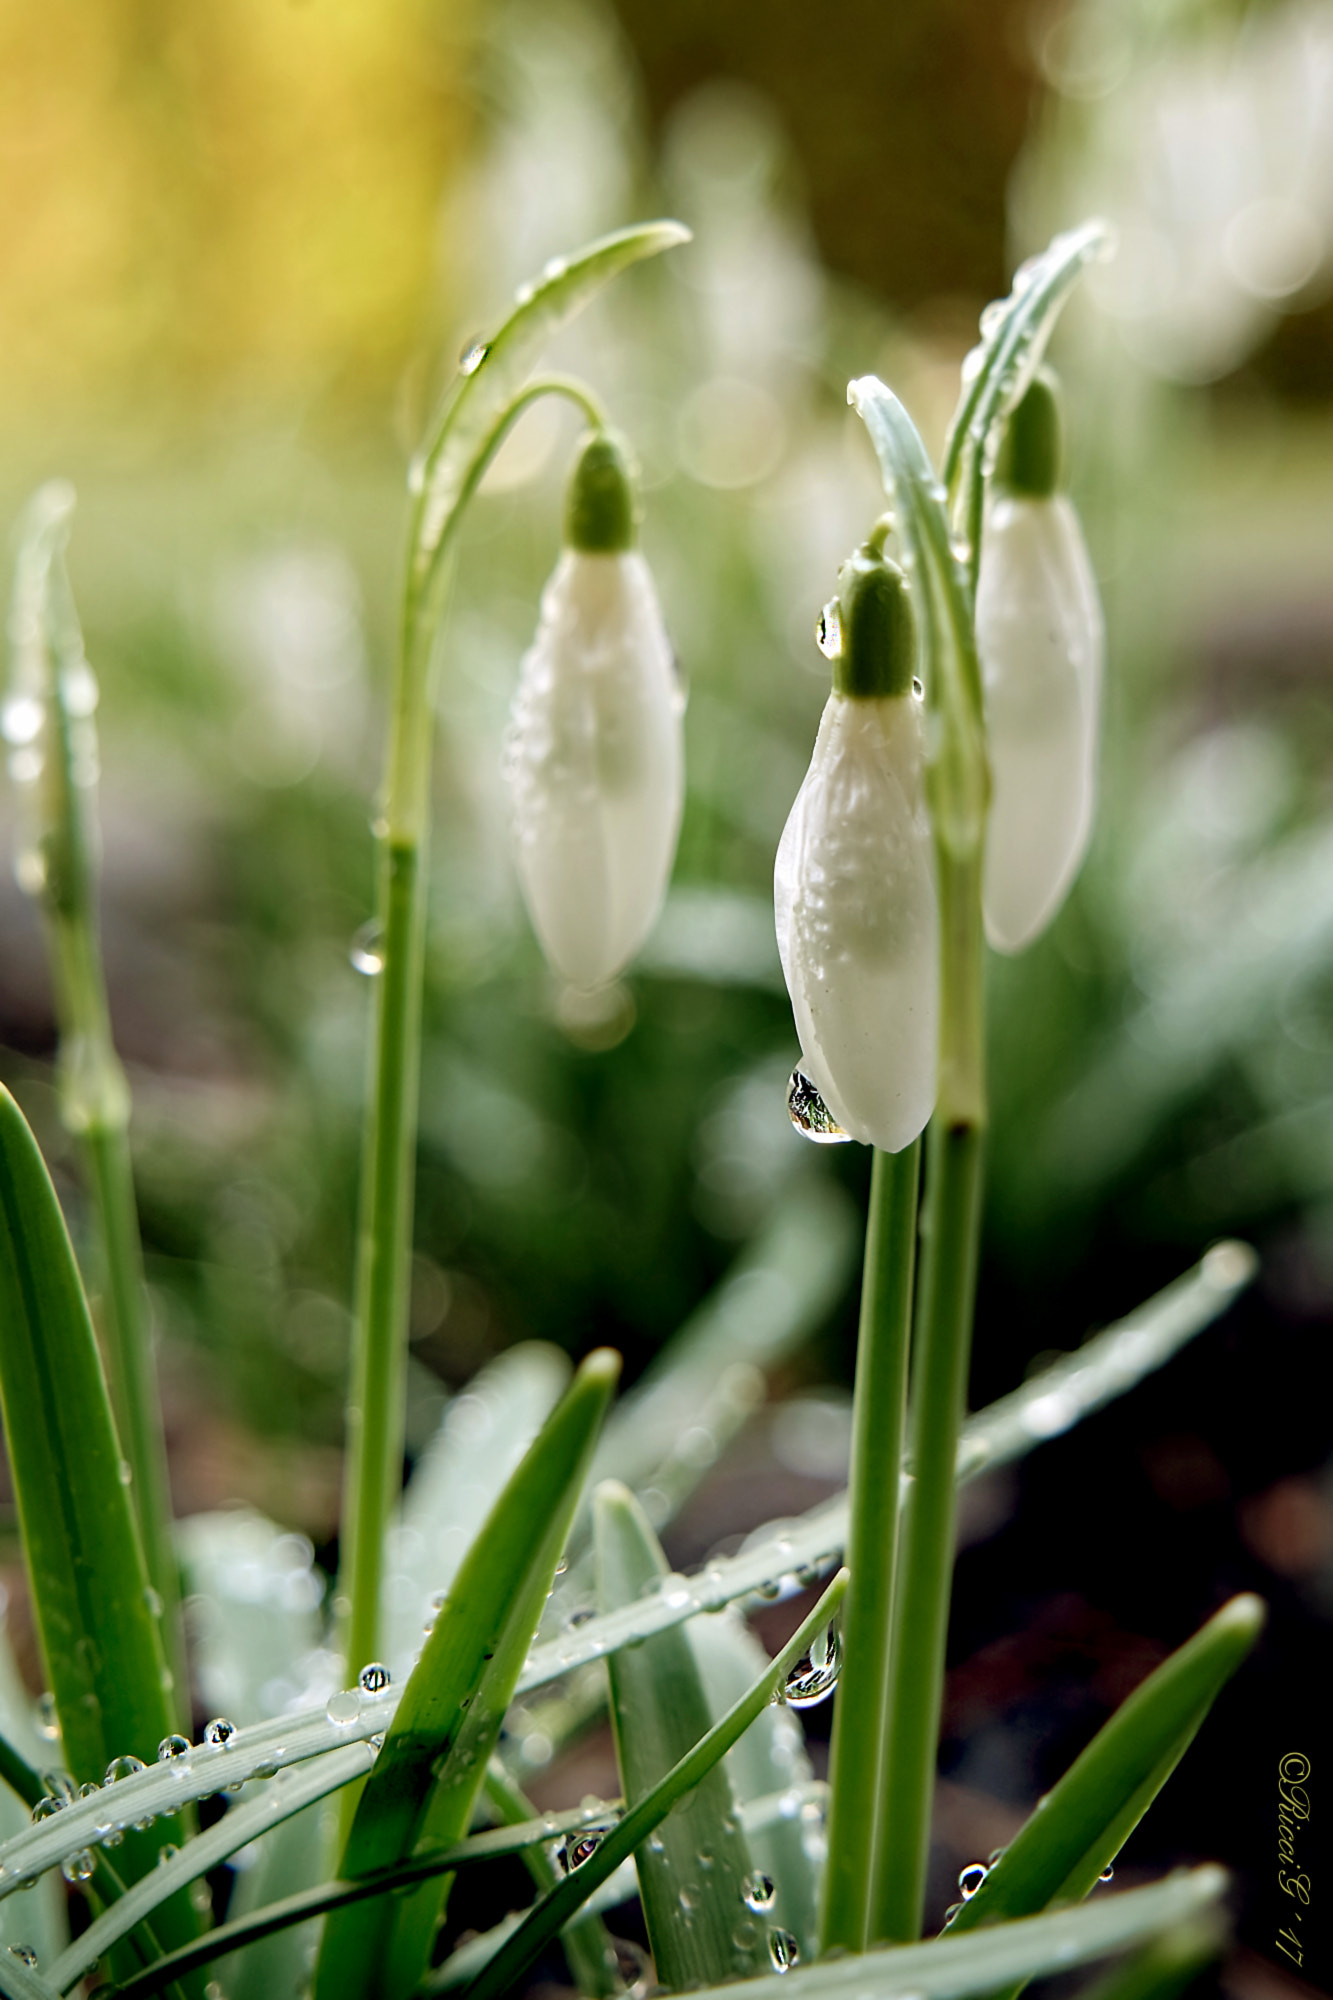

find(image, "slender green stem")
[335,374,609,1690]
[821,1140,921,1953]
[871,1114,985,1945]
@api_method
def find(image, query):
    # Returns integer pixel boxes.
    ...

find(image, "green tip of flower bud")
[995,370,1063,499]
[831,546,916,700]
[565,430,638,553]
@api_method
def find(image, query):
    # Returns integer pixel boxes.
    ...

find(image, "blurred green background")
[0,0,1331,1969]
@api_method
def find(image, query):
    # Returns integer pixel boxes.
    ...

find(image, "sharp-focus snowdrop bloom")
[775,544,939,1153]
[504,431,684,990]
[976,373,1104,955]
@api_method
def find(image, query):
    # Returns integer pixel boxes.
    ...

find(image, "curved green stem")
[822,1140,921,1953]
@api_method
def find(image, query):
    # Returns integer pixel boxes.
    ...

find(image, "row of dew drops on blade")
[938,1853,1115,1931]
[5,1663,397,1972]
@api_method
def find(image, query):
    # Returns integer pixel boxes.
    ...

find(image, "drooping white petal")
[976,492,1104,954]
[505,549,684,989]
[775,691,938,1153]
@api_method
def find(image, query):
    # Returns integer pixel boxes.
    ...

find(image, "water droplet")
[158,1735,192,1761]
[78,1782,100,1800]
[815,599,842,659]
[783,1624,842,1709]
[514,279,535,305]
[786,1069,851,1145]
[542,255,568,283]
[105,1755,145,1785]
[61,659,99,719]
[987,1847,1006,1866]
[1099,1864,1114,1883]
[1,694,44,746]
[41,1770,75,1801]
[1011,254,1042,295]
[358,1663,391,1695]
[564,1606,595,1630]
[458,339,490,376]
[349,920,384,976]
[960,343,987,384]
[35,1692,59,1741]
[912,675,924,698]
[158,1843,180,1866]
[959,1861,988,1898]
[943,1901,964,1925]
[979,299,1007,341]
[202,1718,237,1749]
[30,1796,63,1822]
[326,1690,361,1727]
[559,1831,605,1872]
[62,1849,95,1885]
[742,1871,775,1913]
[190,1878,213,1916]
[8,1945,37,1968]
[101,1828,124,1849]
[659,1574,692,1610]
[733,1919,758,1950]
[768,1929,799,1973]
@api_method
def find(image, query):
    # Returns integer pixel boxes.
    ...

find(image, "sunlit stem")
[822,1139,921,1953]
[335,375,608,1699]
[34,562,188,1731]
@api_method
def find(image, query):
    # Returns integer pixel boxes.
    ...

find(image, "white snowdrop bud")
[976,373,1104,954]
[504,432,684,991]
[775,544,939,1153]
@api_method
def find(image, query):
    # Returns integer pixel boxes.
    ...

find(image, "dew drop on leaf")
[326,1690,361,1727]
[358,1662,391,1695]
[815,599,842,659]
[202,1718,237,1749]
[458,340,491,376]
[783,1624,843,1708]
[158,1735,192,1761]
[741,1870,775,1913]
[350,920,384,977]
[62,1849,95,1885]
[7,1945,37,1968]
[104,1755,145,1785]
[768,1929,799,1973]
[959,1861,988,1898]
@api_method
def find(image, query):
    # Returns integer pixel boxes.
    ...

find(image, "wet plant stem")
[483,1763,620,1998]
[336,376,607,1698]
[821,1139,921,1953]
[871,1107,985,1943]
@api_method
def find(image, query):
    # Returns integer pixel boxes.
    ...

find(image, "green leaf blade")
[314,1348,620,2000]
[595,1481,765,1989]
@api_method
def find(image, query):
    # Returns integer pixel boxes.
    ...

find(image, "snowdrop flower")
[775,541,938,1153]
[977,373,1104,954]
[504,431,684,990]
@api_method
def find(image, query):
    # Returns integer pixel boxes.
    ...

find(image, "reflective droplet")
[912,676,924,698]
[158,1735,192,1761]
[30,1796,63,1822]
[987,1847,1006,1866]
[101,1828,124,1849]
[104,1755,145,1785]
[783,1624,842,1709]
[78,1783,100,1800]
[786,1069,851,1145]
[158,1843,180,1866]
[62,1849,95,1885]
[358,1663,391,1695]
[514,280,535,305]
[349,920,384,977]
[202,1718,237,1749]
[768,1929,799,1973]
[559,1831,605,1872]
[564,1606,595,1630]
[1099,1864,1114,1883]
[960,343,987,384]
[8,1945,37,1968]
[35,1692,59,1741]
[816,599,842,660]
[458,339,490,376]
[959,1861,988,1899]
[742,1870,775,1913]
[41,1771,75,1801]
[1,694,44,747]
[542,255,568,283]
[943,1901,964,1925]
[979,299,1007,341]
[326,1690,361,1727]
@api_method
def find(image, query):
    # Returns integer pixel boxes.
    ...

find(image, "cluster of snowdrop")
[503,368,1103,1153]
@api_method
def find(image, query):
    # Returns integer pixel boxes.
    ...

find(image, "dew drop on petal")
[768,1929,799,1973]
[786,1069,851,1144]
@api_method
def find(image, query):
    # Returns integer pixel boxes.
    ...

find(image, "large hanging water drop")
[786,1069,851,1145]
[349,920,384,977]
[958,1861,988,1898]
[62,1849,95,1885]
[815,600,842,660]
[782,1624,842,1709]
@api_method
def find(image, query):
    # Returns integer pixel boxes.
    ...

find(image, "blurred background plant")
[0,0,1329,1988]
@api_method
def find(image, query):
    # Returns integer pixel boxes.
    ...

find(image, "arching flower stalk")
[505,431,684,991]
[977,371,1104,953]
[774,537,938,1154]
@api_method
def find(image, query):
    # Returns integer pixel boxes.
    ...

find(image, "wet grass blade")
[939,1594,1263,1977]
[463,1569,850,2000]
[482,1762,620,1999]
[315,1349,619,2000]
[595,1480,765,1988]
[0,1085,201,1969]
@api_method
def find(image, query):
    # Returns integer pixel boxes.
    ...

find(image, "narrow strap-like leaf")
[595,1480,765,1987]
[315,1349,619,2000]
[463,1570,850,2000]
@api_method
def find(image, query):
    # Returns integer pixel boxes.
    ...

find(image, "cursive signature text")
[1276,1751,1312,1969]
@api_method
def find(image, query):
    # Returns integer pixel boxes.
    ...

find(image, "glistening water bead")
[768,1929,799,1973]
[959,1861,988,1898]
[158,1735,192,1761]
[105,1754,145,1785]
[202,1718,237,1748]
[358,1662,391,1694]
[62,1849,95,1885]
[786,1069,851,1144]
[559,1831,605,1872]
[782,1625,842,1709]
[741,1870,775,1913]
[327,1689,362,1726]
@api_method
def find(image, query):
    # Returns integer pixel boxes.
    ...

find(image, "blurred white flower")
[504,434,683,990]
